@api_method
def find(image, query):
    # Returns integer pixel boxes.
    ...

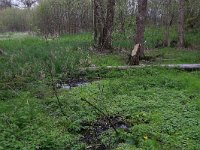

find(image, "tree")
[186,0,200,30]
[94,0,116,51]
[34,0,93,36]
[93,0,104,45]
[128,0,147,65]
[103,0,115,49]
[135,0,148,58]
[163,0,173,47]
[178,0,185,48]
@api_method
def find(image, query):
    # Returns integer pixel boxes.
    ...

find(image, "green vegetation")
[0,33,200,149]
[146,48,200,64]
[114,27,200,49]
[1,0,200,149]
[0,8,32,32]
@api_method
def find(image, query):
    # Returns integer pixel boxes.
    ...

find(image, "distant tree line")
[0,0,199,34]
[0,0,93,35]
[34,0,93,36]
[0,0,200,63]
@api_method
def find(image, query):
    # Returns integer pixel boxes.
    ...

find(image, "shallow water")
[56,81,89,90]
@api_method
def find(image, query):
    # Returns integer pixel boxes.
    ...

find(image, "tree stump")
[128,44,141,65]
[0,49,4,55]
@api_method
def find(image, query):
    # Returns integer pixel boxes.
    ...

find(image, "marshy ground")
[0,32,200,149]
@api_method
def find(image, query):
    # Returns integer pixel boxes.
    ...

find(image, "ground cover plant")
[0,32,200,149]
[1,0,200,149]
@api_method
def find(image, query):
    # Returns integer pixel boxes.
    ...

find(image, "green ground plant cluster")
[0,68,200,149]
[0,31,200,149]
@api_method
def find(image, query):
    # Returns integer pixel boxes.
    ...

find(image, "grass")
[91,53,126,66]
[146,48,200,64]
[0,33,91,80]
[0,31,200,149]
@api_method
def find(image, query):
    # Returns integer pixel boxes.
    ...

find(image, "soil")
[80,116,130,150]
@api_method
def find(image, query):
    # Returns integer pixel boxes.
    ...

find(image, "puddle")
[56,82,89,90]
[56,78,98,90]
[80,116,131,150]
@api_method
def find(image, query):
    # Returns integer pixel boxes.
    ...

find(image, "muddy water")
[56,81,89,90]
[56,78,98,90]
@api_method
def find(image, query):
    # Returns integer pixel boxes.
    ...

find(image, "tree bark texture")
[102,0,115,49]
[163,0,173,47]
[178,0,185,48]
[94,0,115,51]
[135,0,148,58]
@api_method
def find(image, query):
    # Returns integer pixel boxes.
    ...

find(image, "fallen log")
[165,64,200,70]
[81,64,200,71]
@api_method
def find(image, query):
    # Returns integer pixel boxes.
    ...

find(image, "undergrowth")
[0,32,200,149]
[0,68,200,149]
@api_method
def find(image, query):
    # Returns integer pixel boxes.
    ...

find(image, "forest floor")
[0,32,200,150]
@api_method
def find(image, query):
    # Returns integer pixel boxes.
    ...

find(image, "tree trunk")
[178,0,185,48]
[94,0,105,48]
[93,0,115,51]
[135,0,148,59]
[102,0,115,50]
[93,0,98,43]
[163,0,172,47]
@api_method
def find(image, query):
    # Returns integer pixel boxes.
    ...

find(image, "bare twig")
[47,60,66,116]
[81,98,118,134]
